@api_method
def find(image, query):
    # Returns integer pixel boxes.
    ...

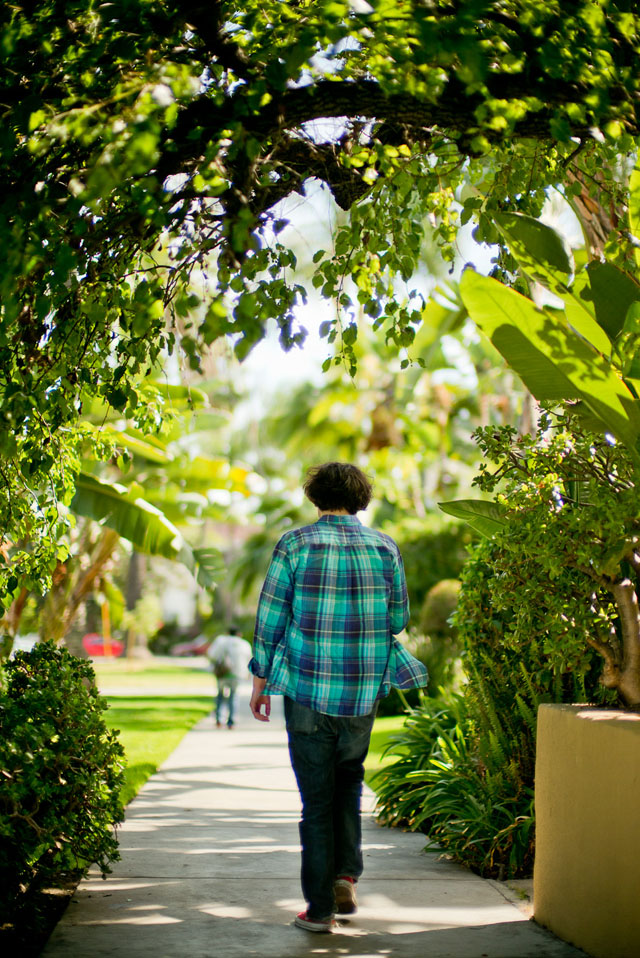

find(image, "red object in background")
[82,633,125,657]
[170,635,211,656]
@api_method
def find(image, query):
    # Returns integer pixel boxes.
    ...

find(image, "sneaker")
[334,876,357,914]
[294,911,334,932]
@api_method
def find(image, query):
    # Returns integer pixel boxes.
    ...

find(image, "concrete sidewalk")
[43,689,587,958]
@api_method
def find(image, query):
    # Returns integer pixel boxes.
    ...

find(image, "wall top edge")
[538,703,640,724]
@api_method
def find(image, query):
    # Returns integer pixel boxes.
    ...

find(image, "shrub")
[373,695,462,826]
[0,642,125,921]
[389,519,471,627]
[469,416,640,706]
[419,579,461,636]
[375,414,631,877]
[415,578,462,693]
[373,693,536,879]
[373,534,616,879]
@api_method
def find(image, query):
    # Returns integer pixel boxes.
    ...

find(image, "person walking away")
[207,627,251,728]
[249,462,428,932]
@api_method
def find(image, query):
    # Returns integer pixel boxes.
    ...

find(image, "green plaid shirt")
[250,515,428,716]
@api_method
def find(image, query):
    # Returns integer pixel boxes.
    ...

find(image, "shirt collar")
[316,514,361,525]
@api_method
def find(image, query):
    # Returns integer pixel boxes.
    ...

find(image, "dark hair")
[303,462,373,514]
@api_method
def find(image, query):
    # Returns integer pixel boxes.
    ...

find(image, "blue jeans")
[216,677,238,726]
[284,697,376,919]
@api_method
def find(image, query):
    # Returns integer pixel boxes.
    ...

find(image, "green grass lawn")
[94,657,214,692]
[104,695,212,805]
[364,714,406,787]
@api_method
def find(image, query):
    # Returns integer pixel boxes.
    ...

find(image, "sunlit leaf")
[493,212,611,355]
[438,498,507,537]
[461,270,640,462]
[71,473,184,559]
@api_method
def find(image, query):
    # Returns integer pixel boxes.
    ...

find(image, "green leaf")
[629,159,640,269]
[178,546,225,590]
[460,270,640,460]
[622,300,640,336]
[342,324,358,345]
[493,212,572,283]
[165,456,251,493]
[571,262,640,343]
[413,293,467,366]
[493,212,611,354]
[71,473,184,558]
[71,473,224,587]
[101,429,174,464]
[599,537,640,578]
[140,381,209,408]
[438,498,508,537]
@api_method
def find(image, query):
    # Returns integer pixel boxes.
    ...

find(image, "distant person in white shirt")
[207,627,251,728]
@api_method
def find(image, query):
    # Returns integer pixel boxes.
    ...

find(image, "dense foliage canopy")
[3,0,640,600]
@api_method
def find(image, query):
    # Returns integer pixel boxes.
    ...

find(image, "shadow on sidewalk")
[48,874,587,958]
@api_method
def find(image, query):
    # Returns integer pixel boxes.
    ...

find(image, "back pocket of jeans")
[284,697,319,733]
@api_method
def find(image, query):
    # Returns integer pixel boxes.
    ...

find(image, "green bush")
[419,578,461,636]
[373,694,536,879]
[374,415,631,878]
[0,642,125,920]
[415,578,462,693]
[373,534,616,879]
[389,519,471,628]
[373,696,462,825]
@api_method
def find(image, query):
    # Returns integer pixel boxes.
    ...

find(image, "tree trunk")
[39,529,121,645]
[608,580,640,707]
[125,550,147,656]
[518,391,539,438]
[565,163,628,262]
[0,587,29,660]
[126,550,145,610]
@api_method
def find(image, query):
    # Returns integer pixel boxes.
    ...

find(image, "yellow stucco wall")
[534,704,640,958]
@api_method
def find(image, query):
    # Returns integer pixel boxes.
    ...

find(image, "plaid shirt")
[250,515,428,716]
